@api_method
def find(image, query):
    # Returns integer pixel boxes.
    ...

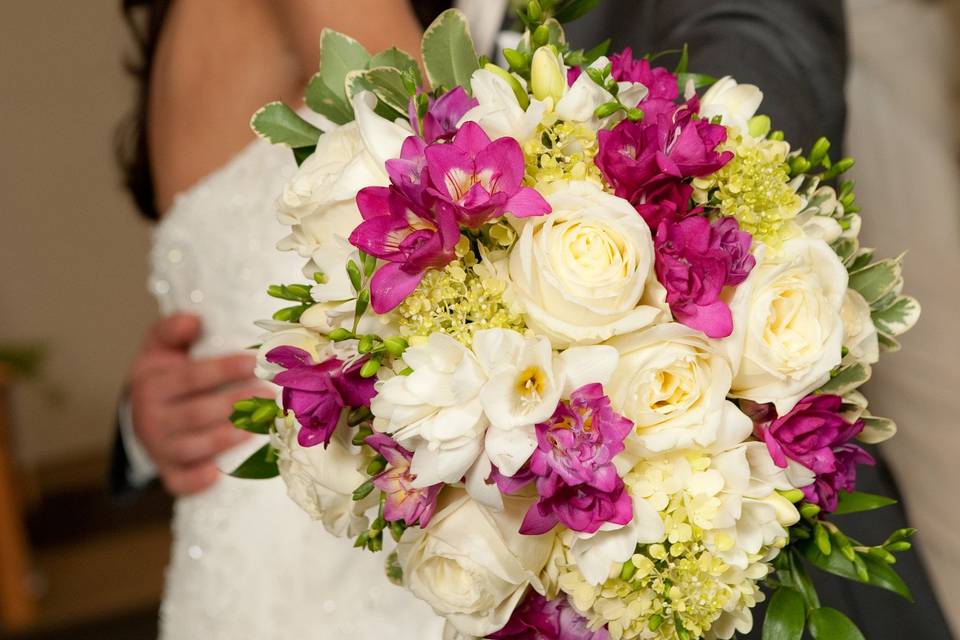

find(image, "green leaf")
[833,491,897,516]
[857,414,897,444]
[777,549,820,609]
[808,608,865,640]
[421,9,480,91]
[871,295,920,337]
[832,237,859,265]
[802,540,913,601]
[817,362,871,396]
[542,18,567,46]
[229,443,280,480]
[360,67,413,115]
[249,102,322,148]
[762,587,806,640]
[582,38,612,65]
[676,72,718,91]
[293,145,315,166]
[369,47,421,82]
[848,256,903,304]
[305,74,355,124]
[318,28,371,102]
[674,43,689,75]
[553,0,601,23]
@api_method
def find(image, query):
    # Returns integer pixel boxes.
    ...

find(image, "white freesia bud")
[530,45,566,104]
[700,76,764,135]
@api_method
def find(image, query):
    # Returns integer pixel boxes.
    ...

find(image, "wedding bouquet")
[229,2,921,638]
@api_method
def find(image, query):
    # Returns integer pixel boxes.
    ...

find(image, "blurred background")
[0,1,957,639]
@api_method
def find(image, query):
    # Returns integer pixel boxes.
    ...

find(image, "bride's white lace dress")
[149,135,445,639]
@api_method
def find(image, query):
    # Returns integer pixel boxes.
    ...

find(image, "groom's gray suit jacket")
[565,2,952,638]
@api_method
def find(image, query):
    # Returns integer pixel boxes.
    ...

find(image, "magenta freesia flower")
[350,186,460,313]
[596,99,732,207]
[610,48,678,100]
[267,346,376,448]
[487,592,608,640]
[805,443,875,513]
[654,216,755,338]
[752,394,875,513]
[425,121,551,228]
[408,86,478,144]
[365,433,441,527]
[496,384,634,536]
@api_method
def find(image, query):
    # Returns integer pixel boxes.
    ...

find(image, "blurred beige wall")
[0,2,156,465]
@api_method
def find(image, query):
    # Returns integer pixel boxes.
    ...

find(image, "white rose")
[725,238,847,414]
[397,489,554,637]
[700,76,763,136]
[508,181,667,348]
[607,323,738,455]
[841,289,879,365]
[271,415,374,537]
[276,92,408,257]
[254,327,331,381]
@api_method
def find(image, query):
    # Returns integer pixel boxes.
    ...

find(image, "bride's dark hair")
[115,0,452,221]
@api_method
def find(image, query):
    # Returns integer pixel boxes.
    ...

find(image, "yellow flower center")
[516,366,547,399]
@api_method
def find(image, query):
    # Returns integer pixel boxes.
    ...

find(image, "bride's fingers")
[151,353,258,401]
[162,423,251,467]
[161,461,221,497]
[166,381,274,434]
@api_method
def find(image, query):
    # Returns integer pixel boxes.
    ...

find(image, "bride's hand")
[129,313,268,496]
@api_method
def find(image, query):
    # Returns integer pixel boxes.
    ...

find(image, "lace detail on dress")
[150,137,444,640]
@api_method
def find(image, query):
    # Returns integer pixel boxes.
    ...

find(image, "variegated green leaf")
[319,29,370,101]
[877,331,901,353]
[832,237,858,264]
[369,47,421,83]
[305,73,354,124]
[250,102,322,148]
[872,295,920,337]
[818,362,871,396]
[847,248,875,273]
[361,67,412,115]
[858,414,897,444]
[848,256,903,304]
[421,9,480,91]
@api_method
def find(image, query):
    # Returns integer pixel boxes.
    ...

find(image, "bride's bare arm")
[268,0,425,86]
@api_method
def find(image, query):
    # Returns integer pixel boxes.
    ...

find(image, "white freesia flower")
[254,327,331,381]
[397,489,554,637]
[371,333,488,487]
[460,69,548,143]
[555,57,648,130]
[568,494,665,585]
[276,92,407,258]
[271,415,374,537]
[700,76,763,135]
[472,328,619,476]
[725,237,847,414]
[508,181,667,348]
[607,323,738,455]
[841,289,880,365]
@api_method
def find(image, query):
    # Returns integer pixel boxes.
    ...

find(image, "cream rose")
[841,289,879,365]
[725,238,847,414]
[607,323,740,455]
[276,93,408,257]
[508,181,666,348]
[271,415,375,537]
[397,489,554,637]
